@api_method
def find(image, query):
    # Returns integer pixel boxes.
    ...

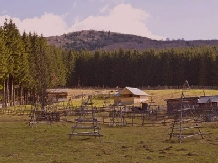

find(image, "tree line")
[1,19,218,106]
[0,19,68,107]
[68,47,218,88]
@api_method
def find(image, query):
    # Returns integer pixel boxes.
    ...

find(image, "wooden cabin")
[46,89,70,103]
[197,96,218,121]
[198,96,218,108]
[114,87,149,106]
[165,97,199,114]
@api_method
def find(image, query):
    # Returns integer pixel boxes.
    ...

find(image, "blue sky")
[0,0,217,40]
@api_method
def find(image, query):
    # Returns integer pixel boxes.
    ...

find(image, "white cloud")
[0,13,68,36]
[68,4,164,40]
[0,4,164,40]
[100,4,109,13]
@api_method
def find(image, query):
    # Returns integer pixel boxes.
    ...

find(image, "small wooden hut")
[197,95,218,112]
[198,96,218,107]
[197,95,218,121]
[114,87,149,105]
[46,89,70,103]
[165,97,199,114]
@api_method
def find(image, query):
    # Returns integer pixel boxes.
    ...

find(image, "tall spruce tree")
[3,19,26,105]
[0,27,9,105]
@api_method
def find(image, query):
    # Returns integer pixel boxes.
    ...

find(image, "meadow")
[69,88,218,107]
[0,89,218,163]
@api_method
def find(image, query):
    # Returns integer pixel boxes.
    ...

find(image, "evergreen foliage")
[1,19,218,106]
[66,46,218,88]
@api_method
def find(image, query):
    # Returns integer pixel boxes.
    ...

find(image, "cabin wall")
[114,96,121,105]
[47,93,69,102]
[114,95,148,105]
[121,97,135,105]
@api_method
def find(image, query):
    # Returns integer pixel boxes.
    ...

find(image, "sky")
[0,0,217,40]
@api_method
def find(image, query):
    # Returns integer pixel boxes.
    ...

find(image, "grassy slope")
[70,89,218,107]
[0,116,218,163]
[1,89,218,163]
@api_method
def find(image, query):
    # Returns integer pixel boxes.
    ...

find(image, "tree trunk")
[10,77,14,106]
[3,79,6,108]
[6,78,9,107]
[19,84,21,105]
[24,89,27,105]
[12,78,15,106]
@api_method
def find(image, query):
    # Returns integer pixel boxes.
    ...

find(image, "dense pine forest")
[1,19,218,106]
[0,19,68,106]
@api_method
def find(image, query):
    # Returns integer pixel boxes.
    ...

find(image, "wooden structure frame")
[68,105,103,139]
[169,93,204,143]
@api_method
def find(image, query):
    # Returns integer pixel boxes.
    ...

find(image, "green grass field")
[0,115,218,163]
[1,89,218,163]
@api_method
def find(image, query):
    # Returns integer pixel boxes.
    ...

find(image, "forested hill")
[3,19,218,108]
[46,30,218,51]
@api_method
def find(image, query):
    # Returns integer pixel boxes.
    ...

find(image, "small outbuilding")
[165,97,199,114]
[197,95,218,121]
[114,87,149,106]
[198,95,218,107]
[46,89,70,103]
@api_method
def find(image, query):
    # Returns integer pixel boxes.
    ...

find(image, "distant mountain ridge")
[46,30,218,51]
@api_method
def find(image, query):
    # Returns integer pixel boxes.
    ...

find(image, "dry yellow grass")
[67,88,218,107]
